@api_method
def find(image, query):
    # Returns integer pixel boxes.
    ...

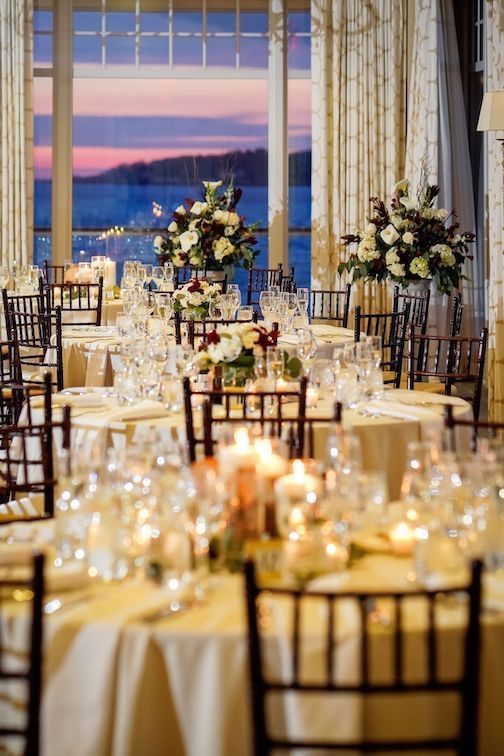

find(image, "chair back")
[42,259,66,284]
[183,375,308,462]
[0,333,22,388]
[0,374,71,519]
[407,326,488,420]
[244,558,482,756]
[44,278,103,325]
[354,303,411,387]
[449,293,464,337]
[5,302,63,391]
[0,553,44,755]
[444,404,504,450]
[393,284,431,334]
[187,313,258,349]
[309,285,351,327]
[279,266,296,293]
[246,265,284,307]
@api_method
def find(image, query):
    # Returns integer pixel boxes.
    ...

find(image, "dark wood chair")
[42,259,67,284]
[449,293,464,337]
[354,302,411,388]
[0,374,71,520]
[407,326,488,421]
[4,300,64,392]
[1,288,49,335]
[244,557,482,756]
[44,277,103,326]
[0,333,21,387]
[183,375,308,462]
[246,264,284,308]
[279,266,296,293]
[444,403,504,449]
[309,285,351,327]
[393,284,431,334]
[0,552,44,755]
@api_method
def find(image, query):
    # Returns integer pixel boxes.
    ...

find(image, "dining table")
[0,524,502,756]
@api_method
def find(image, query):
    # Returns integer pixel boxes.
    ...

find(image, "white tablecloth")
[1,549,501,756]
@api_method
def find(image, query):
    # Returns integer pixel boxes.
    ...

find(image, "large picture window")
[34,0,311,290]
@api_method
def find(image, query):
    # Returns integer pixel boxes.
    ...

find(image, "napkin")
[75,399,169,427]
[30,393,105,409]
[62,327,117,339]
[359,399,442,423]
[278,334,300,346]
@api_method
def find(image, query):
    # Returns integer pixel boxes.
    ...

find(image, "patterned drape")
[310,0,407,311]
[405,0,480,337]
[0,0,34,268]
[485,1,504,423]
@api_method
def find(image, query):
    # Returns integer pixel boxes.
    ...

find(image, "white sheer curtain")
[405,0,481,335]
[0,0,34,268]
[311,0,407,312]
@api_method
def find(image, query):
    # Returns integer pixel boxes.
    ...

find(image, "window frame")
[34,0,311,274]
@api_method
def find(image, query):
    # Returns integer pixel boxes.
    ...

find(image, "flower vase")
[403,279,432,294]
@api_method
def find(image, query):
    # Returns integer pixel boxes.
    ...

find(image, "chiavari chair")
[279,266,296,292]
[174,266,228,292]
[246,264,284,308]
[44,277,104,326]
[449,292,464,337]
[308,285,351,327]
[183,375,308,462]
[244,557,482,756]
[444,403,504,449]
[5,301,64,392]
[187,313,258,349]
[42,259,66,284]
[2,288,49,334]
[0,375,71,521]
[407,326,488,420]
[354,302,411,388]
[0,553,45,755]
[393,284,431,334]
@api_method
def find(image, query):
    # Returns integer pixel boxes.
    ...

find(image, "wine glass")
[282,292,298,332]
[227,284,241,317]
[156,293,174,320]
[296,328,318,374]
[259,291,274,327]
[266,348,284,382]
[136,265,147,287]
[296,287,309,314]
[152,266,165,290]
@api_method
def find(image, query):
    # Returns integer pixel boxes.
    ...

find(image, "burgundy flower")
[188,278,203,293]
[206,330,220,345]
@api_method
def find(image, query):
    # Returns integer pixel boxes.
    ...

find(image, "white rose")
[153,235,164,248]
[208,333,242,363]
[202,180,222,191]
[168,221,178,233]
[366,223,377,235]
[437,208,448,221]
[385,248,399,265]
[409,257,430,278]
[179,230,199,253]
[394,178,409,195]
[171,235,180,247]
[422,207,436,220]
[402,231,414,245]
[389,262,406,277]
[380,224,400,246]
[175,205,186,215]
[213,237,235,261]
[356,236,379,262]
[188,220,199,232]
[399,197,415,211]
[224,226,235,237]
[190,201,209,216]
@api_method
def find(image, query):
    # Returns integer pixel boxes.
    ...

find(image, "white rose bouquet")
[197,322,278,372]
[172,278,222,320]
[338,178,475,295]
[154,179,259,274]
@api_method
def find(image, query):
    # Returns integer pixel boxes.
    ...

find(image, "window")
[34,0,311,291]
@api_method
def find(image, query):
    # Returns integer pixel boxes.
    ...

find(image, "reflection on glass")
[173,37,201,66]
[288,34,310,70]
[140,37,168,66]
[240,12,268,33]
[34,36,52,67]
[207,37,235,67]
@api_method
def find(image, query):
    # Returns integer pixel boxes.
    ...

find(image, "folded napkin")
[62,327,117,339]
[75,399,169,427]
[359,399,442,423]
[387,389,466,409]
[310,324,354,338]
[31,393,105,409]
[278,334,300,346]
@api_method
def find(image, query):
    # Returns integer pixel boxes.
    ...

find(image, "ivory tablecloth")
[1,551,500,756]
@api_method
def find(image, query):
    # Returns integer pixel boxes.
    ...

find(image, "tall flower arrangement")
[154,180,258,274]
[338,178,475,295]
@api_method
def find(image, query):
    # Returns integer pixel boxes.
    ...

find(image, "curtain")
[0,0,34,269]
[485,0,504,423]
[405,0,481,336]
[311,0,407,312]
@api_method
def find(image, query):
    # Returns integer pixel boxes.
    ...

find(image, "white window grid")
[472,0,484,72]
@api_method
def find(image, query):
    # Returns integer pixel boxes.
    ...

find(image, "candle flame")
[293,460,305,479]
[290,506,304,526]
[234,427,250,451]
[254,439,272,457]
[392,522,412,538]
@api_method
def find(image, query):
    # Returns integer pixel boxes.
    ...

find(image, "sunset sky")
[34,77,311,179]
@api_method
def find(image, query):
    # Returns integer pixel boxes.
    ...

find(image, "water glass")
[296,287,309,314]
[227,284,241,313]
[266,348,284,381]
[237,305,254,321]
[152,266,165,289]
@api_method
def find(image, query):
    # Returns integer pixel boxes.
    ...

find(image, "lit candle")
[306,387,319,408]
[389,521,415,556]
[255,439,288,479]
[77,263,93,284]
[217,427,258,476]
[274,460,323,500]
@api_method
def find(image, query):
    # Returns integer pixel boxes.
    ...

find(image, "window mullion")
[268,0,288,270]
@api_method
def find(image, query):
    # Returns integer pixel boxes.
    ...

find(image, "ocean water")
[34,181,311,291]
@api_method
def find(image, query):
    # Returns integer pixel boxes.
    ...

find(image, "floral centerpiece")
[172,278,221,320]
[154,179,258,275]
[338,178,475,295]
[198,322,278,374]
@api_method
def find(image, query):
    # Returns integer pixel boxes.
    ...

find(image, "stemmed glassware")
[227,284,241,318]
[296,328,317,375]
[259,291,275,328]
[0,266,9,290]
[156,292,174,320]
[296,287,309,315]
[152,266,165,290]
[281,292,298,333]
